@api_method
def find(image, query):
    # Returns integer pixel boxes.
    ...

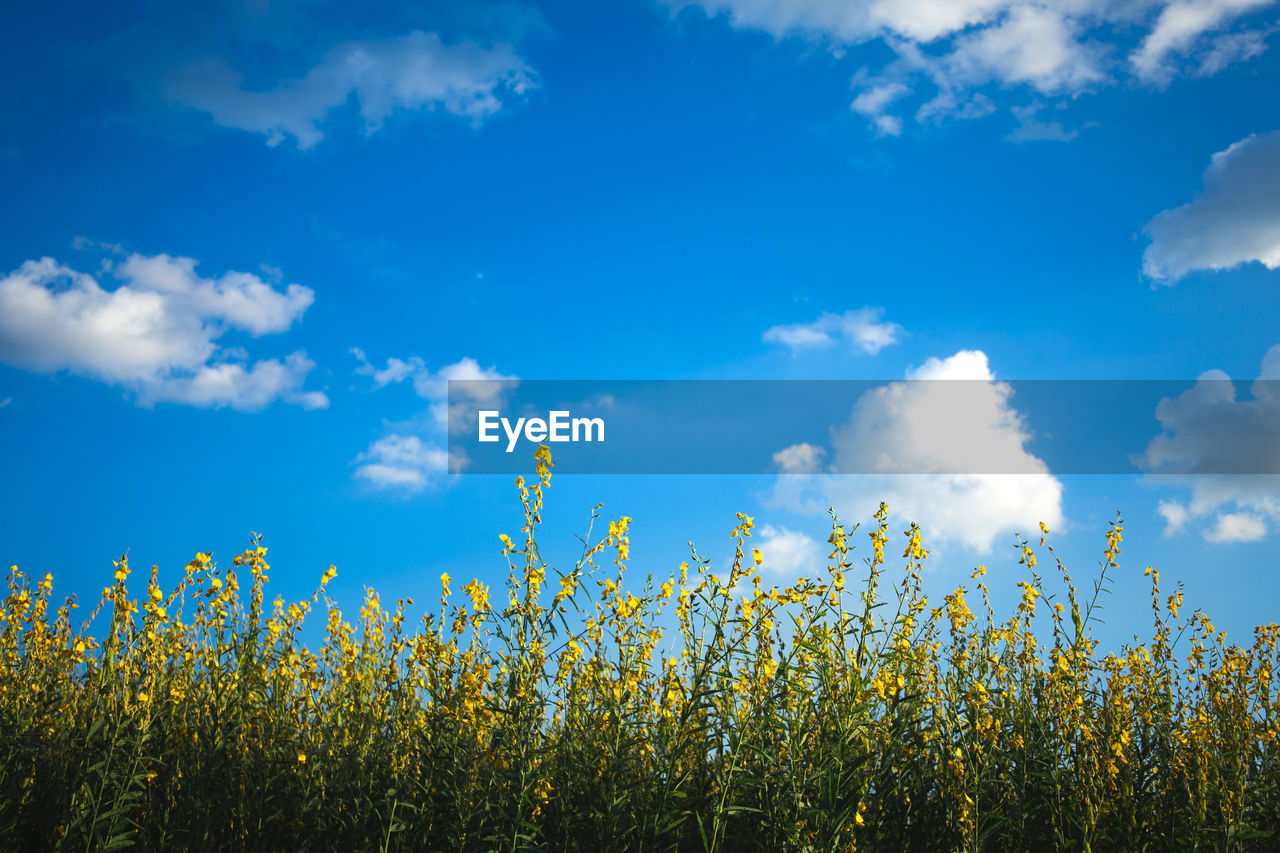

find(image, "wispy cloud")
[1006,102,1080,143]
[764,307,903,355]
[350,349,517,494]
[1132,0,1274,83]
[669,0,1277,136]
[166,31,537,148]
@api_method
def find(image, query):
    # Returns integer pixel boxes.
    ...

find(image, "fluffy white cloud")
[353,434,449,494]
[754,524,824,578]
[767,349,1064,552]
[1204,511,1267,542]
[0,253,325,410]
[1143,130,1280,281]
[149,352,328,410]
[1157,499,1192,535]
[167,31,536,148]
[1142,345,1280,541]
[670,0,1276,134]
[764,307,903,354]
[774,442,827,474]
[940,5,1106,93]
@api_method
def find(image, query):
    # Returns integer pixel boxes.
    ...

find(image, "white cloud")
[766,349,1064,552]
[774,442,826,474]
[851,80,909,136]
[754,524,824,578]
[1143,130,1280,281]
[167,31,536,148]
[351,347,425,387]
[1204,511,1267,542]
[764,307,903,354]
[1141,345,1280,541]
[353,434,449,494]
[1197,26,1273,73]
[1132,0,1273,82]
[150,352,328,410]
[350,350,517,493]
[675,0,1008,45]
[0,254,325,411]
[942,5,1106,93]
[670,0,1277,134]
[351,350,517,430]
[1006,102,1080,143]
[1157,499,1191,535]
[411,356,517,407]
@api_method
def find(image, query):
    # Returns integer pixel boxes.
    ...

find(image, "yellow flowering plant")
[0,447,1276,851]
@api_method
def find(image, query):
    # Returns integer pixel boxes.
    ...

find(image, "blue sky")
[3,0,1280,650]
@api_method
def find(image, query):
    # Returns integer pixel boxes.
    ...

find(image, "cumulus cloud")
[1143,130,1280,281]
[0,253,325,410]
[767,349,1064,552]
[1157,499,1192,535]
[754,524,824,578]
[774,442,827,474]
[1204,511,1267,542]
[940,5,1106,93]
[1142,344,1280,541]
[670,0,1277,134]
[353,434,449,494]
[764,307,903,355]
[167,31,536,148]
[350,349,517,493]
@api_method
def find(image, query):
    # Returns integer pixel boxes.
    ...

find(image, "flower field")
[2,449,1277,851]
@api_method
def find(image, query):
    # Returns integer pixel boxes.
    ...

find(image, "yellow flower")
[464,579,490,613]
